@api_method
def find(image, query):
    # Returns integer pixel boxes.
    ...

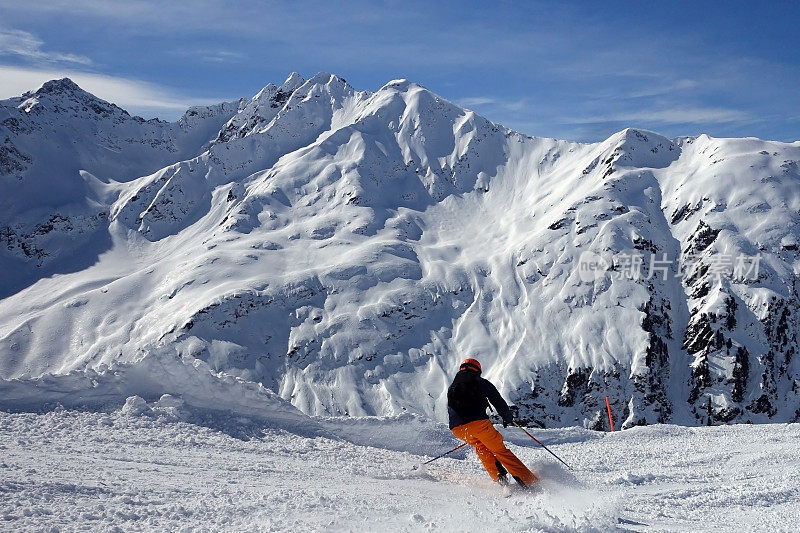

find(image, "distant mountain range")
[1,73,798,428]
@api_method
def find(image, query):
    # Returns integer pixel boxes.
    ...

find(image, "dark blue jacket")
[447,369,513,429]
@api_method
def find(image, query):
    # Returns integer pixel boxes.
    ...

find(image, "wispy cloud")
[587,79,700,102]
[456,96,531,113]
[624,79,698,99]
[0,65,232,118]
[568,107,753,126]
[456,97,496,108]
[171,48,247,64]
[199,50,246,64]
[0,28,91,65]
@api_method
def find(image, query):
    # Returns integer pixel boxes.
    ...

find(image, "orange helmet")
[460,358,482,373]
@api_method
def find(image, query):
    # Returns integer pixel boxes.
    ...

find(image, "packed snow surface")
[1,405,798,532]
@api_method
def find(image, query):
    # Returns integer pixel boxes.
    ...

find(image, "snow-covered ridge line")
[1,73,799,429]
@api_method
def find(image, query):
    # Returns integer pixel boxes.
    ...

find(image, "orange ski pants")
[451,419,538,485]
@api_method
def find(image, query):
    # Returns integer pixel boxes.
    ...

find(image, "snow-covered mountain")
[0,78,244,297]
[2,73,799,428]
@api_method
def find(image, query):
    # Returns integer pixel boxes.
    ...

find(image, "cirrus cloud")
[0,65,233,119]
[0,28,91,65]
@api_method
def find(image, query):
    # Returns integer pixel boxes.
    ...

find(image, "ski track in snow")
[1,407,798,532]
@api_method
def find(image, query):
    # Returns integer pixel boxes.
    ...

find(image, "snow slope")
[1,406,798,532]
[1,73,799,428]
[0,78,242,297]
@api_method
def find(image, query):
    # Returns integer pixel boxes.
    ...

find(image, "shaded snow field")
[1,404,798,532]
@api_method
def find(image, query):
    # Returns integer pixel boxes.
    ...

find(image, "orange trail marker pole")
[606,396,615,431]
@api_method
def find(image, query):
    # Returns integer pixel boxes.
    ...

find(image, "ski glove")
[503,419,512,428]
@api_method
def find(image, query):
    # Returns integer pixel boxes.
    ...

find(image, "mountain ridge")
[1,73,798,429]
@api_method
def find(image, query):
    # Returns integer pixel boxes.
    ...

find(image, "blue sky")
[0,0,798,142]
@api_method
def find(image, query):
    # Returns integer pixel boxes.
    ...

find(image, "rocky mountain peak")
[280,72,305,92]
[34,77,83,96]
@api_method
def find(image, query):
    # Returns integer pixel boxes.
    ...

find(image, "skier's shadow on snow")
[185,412,275,440]
[180,409,331,441]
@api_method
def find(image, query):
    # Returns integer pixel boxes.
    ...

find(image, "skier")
[447,358,538,488]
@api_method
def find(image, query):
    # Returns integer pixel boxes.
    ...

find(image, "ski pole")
[421,442,468,465]
[512,421,573,470]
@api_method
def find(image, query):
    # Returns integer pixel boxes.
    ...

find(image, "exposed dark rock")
[730,346,749,403]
